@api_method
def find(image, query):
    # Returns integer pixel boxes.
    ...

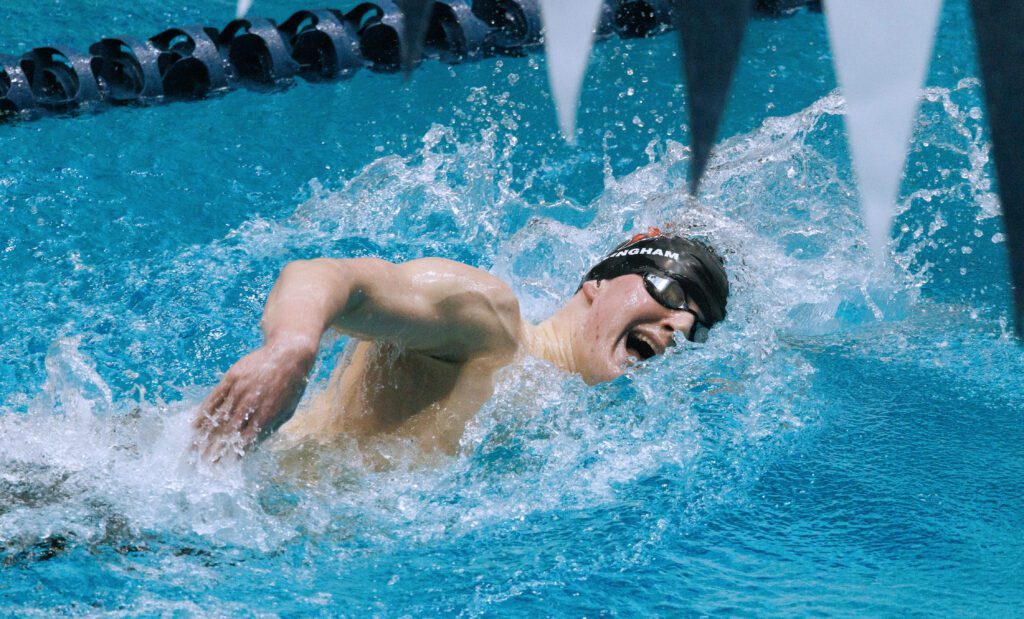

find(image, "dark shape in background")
[396,0,436,77]
[473,0,544,55]
[671,0,753,194]
[971,0,1024,337]
[612,0,673,38]
[424,0,491,62]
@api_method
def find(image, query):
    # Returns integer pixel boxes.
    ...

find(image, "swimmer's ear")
[581,279,601,304]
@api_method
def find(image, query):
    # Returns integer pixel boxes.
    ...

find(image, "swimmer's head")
[568,230,729,384]
[580,229,729,339]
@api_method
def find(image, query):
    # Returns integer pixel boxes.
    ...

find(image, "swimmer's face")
[576,274,698,384]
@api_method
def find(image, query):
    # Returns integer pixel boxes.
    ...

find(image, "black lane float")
[0,0,819,121]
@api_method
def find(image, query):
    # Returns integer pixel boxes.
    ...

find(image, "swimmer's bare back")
[193,257,522,462]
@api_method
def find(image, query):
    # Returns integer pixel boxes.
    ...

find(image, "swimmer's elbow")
[277,258,333,283]
[279,258,390,295]
[268,258,387,328]
[279,257,359,280]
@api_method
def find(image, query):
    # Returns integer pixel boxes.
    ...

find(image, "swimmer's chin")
[584,357,637,385]
[607,346,662,382]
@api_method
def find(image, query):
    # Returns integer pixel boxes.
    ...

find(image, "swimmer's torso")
[280,335,519,455]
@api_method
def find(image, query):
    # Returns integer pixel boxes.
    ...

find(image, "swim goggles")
[642,271,702,342]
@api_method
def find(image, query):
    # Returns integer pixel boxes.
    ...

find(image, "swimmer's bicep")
[330,258,519,359]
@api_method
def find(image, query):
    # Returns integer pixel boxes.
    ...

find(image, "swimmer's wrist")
[263,332,320,365]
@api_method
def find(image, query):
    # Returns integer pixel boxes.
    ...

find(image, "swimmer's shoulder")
[399,257,522,359]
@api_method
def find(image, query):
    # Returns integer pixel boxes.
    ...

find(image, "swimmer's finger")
[204,436,230,463]
[202,423,241,462]
[193,394,241,458]
[194,377,235,429]
[203,436,229,464]
[197,392,237,437]
[204,430,247,463]
[233,397,265,445]
[192,415,224,456]
[190,400,223,454]
[198,397,258,461]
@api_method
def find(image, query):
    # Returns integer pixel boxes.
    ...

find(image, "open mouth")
[625,330,659,361]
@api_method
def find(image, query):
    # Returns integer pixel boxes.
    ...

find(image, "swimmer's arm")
[261,257,521,361]
[194,257,519,460]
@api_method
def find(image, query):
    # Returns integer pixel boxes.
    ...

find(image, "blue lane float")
[0,0,820,120]
[349,1,408,71]
[473,0,545,53]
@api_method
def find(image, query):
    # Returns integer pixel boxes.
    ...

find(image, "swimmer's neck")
[523,303,582,375]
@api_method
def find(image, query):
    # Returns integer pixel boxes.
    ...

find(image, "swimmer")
[193,231,729,461]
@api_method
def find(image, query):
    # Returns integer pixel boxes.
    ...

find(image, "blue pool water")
[2,0,1022,615]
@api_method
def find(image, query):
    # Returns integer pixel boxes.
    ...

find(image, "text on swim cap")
[607,247,680,261]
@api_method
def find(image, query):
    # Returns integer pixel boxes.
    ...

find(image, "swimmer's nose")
[662,312,690,331]
[660,311,696,342]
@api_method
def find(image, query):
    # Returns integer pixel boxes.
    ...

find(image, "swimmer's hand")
[192,338,316,462]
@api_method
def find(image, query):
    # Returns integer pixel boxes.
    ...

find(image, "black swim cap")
[581,232,729,328]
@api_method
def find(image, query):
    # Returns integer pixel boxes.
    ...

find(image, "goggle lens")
[643,273,702,341]
[644,273,689,310]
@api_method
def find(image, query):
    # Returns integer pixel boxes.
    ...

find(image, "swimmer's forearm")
[195,258,370,457]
